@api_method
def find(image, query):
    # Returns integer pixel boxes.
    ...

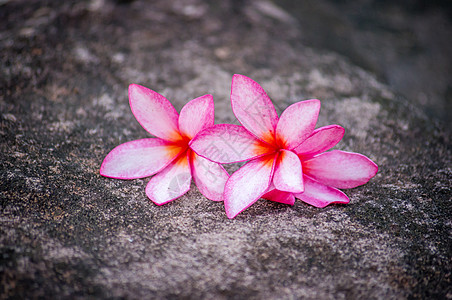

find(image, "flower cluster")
[100,74,378,218]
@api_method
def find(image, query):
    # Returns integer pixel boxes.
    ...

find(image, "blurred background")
[0,0,452,126]
[277,0,452,126]
[1,0,451,125]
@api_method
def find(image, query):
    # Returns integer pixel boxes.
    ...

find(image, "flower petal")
[190,124,274,163]
[303,150,378,189]
[272,149,304,193]
[231,74,279,145]
[178,94,214,139]
[190,150,229,201]
[294,175,349,207]
[129,84,182,142]
[294,125,344,157]
[261,186,295,205]
[275,99,320,149]
[100,139,184,179]
[145,152,192,205]
[224,154,276,219]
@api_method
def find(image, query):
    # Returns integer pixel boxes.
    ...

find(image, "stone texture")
[1,0,450,299]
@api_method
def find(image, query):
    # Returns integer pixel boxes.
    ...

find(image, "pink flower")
[262,127,379,208]
[100,84,229,205]
[190,74,377,218]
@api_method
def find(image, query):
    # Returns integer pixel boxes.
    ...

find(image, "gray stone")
[1,0,450,299]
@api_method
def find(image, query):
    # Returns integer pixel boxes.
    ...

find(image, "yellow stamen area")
[165,142,188,161]
[168,130,184,142]
[275,134,287,149]
[276,149,286,164]
[173,150,189,166]
[260,130,277,146]
[253,139,277,157]
[261,153,278,169]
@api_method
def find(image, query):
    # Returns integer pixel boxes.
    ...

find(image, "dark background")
[277,0,452,125]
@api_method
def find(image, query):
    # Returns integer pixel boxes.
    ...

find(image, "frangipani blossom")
[191,74,377,218]
[263,125,378,208]
[100,84,229,205]
[190,74,319,218]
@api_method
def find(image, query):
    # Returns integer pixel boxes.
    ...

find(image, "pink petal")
[294,125,344,157]
[272,149,304,193]
[261,186,295,205]
[224,154,276,219]
[145,152,192,205]
[230,74,279,145]
[189,150,229,201]
[294,175,349,207]
[190,124,274,163]
[303,150,378,189]
[275,99,320,150]
[129,84,182,142]
[100,139,184,179]
[178,94,214,140]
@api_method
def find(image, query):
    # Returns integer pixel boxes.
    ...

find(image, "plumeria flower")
[190,74,377,218]
[100,84,229,205]
[262,125,378,209]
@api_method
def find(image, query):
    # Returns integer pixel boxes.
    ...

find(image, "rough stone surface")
[1,0,451,299]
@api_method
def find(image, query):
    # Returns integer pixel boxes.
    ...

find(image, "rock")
[0,0,450,299]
